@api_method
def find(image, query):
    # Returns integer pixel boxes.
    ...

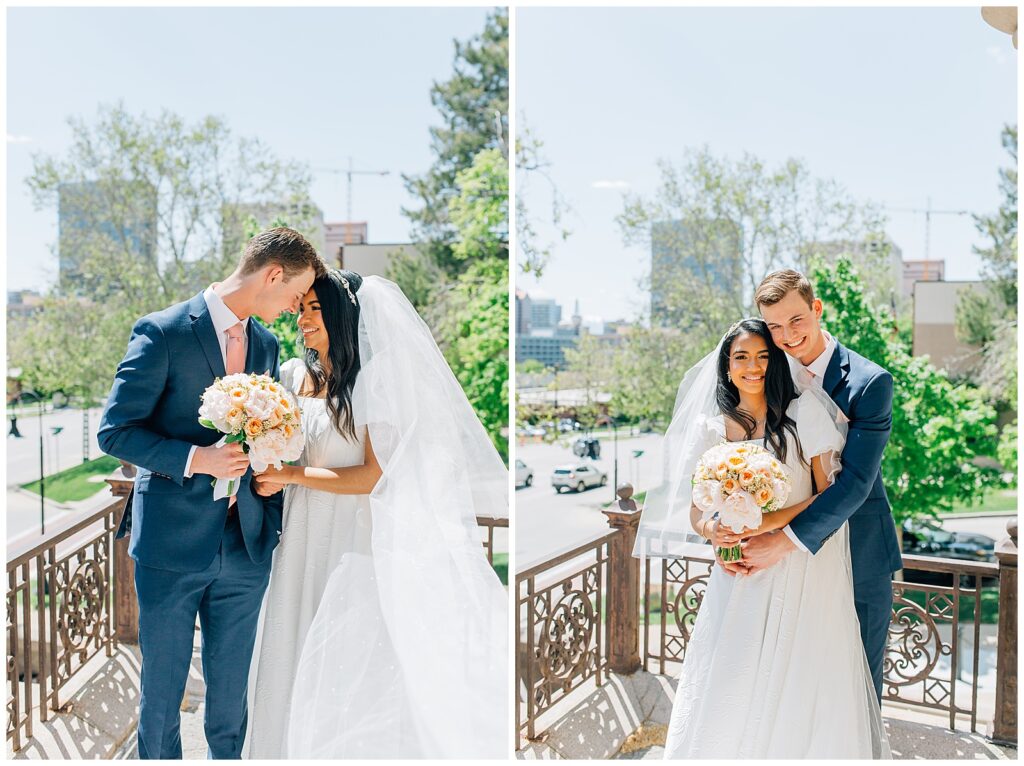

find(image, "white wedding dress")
[246,357,373,758]
[663,393,890,759]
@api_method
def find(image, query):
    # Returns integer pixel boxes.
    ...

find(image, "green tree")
[427,148,509,460]
[403,8,508,278]
[815,258,1002,530]
[10,104,312,400]
[617,149,890,352]
[560,333,613,429]
[607,325,700,427]
[516,119,571,276]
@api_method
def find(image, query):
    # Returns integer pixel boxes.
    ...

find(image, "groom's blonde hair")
[239,227,327,281]
[754,269,816,309]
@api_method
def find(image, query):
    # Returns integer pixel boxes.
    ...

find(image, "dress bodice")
[280,357,365,469]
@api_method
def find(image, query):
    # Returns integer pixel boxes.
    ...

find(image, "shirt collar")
[203,284,249,336]
[805,331,836,379]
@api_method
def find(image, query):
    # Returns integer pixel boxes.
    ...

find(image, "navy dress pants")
[134,515,271,759]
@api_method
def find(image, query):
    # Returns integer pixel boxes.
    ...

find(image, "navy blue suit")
[98,292,283,759]
[788,342,903,700]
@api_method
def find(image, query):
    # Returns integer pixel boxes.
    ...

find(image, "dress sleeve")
[279,356,304,394]
[795,393,845,484]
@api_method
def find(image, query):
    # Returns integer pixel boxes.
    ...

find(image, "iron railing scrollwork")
[516,531,615,742]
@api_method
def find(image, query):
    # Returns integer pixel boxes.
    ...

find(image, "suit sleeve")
[97,317,194,484]
[787,370,893,555]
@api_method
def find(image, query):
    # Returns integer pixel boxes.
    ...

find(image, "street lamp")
[19,389,47,535]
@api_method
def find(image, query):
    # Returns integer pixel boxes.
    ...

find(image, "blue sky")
[516,6,1018,324]
[6,6,492,291]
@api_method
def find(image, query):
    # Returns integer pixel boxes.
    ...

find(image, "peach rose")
[738,468,757,488]
[755,486,774,506]
[244,418,263,438]
[722,477,740,494]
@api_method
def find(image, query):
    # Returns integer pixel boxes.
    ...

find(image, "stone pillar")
[993,516,1017,745]
[106,465,139,644]
[602,484,642,675]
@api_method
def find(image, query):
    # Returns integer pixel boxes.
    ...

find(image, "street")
[6,405,106,488]
[514,432,664,567]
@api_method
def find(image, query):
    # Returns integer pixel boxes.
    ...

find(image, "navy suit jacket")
[98,292,284,573]
[788,342,903,584]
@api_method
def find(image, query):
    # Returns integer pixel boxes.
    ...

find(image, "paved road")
[6,405,106,488]
[515,432,664,566]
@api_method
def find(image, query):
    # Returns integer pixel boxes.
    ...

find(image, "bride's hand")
[253,479,284,496]
[254,464,295,495]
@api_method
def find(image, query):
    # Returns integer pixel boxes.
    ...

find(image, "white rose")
[692,480,720,514]
[719,489,762,534]
[771,478,790,506]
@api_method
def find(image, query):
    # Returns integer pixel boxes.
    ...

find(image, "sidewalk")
[8,631,209,760]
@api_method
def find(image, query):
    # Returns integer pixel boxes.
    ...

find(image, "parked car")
[515,459,534,488]
[551,462,608,493]
[558,418,581,433]
[901,518,997,587]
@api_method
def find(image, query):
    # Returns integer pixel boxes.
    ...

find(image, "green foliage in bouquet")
[814,257,1002,528]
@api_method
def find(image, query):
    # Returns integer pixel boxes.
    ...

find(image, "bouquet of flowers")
[691,442,791,562]
[198,372,304,500]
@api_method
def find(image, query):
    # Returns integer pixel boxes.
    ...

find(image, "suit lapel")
[822,342,849,398]
[244,321,263,374]
[189,294,226,379]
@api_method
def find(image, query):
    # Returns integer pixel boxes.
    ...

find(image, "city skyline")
[516,6,1017,322]
[6,6,492,292]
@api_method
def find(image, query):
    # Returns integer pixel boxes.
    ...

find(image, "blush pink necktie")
[225,322,245,375]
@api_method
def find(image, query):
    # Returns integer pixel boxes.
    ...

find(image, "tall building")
[324,222,369,262]
[58,181,157,294]
[528,295,561,331]
[913,280,987,376]
[650,219,742,326]
[515,290,531,335]
[902,259,945,298]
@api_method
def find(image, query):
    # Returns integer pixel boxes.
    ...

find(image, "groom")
[722,268,903,701]
[98,227,326,758]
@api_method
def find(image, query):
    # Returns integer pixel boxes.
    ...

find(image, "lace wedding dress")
[246,357,373,758]
[663,393,891,759]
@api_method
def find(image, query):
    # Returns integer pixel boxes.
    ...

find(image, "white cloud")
[7,134,33,144]
[987,46,1007,64]
[591,180,630,190]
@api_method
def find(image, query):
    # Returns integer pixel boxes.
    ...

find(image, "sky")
[6,6,493,292]
[515,6,1018,325]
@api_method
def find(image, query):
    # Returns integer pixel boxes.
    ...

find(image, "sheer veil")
[634,331,846,560]
[285,276,508,758]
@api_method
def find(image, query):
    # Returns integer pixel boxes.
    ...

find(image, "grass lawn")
[492,552,508,586]
[22,455,121,503]
[949,488,1017,515]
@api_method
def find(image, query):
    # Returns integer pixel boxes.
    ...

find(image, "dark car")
[572,437,601,460]
[901,518,996,587]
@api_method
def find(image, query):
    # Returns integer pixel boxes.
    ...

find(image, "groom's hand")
[192,442,249,480]
[740,531,796,575]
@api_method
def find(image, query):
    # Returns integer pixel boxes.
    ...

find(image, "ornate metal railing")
[641,546,1010,738]
[515,530,615,741]
[6,496,125,751]
[7,475,512,752]
[477,515,509,566]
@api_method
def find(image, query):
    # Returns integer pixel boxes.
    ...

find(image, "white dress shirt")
[782,331,836,552]
[183,286,249,478]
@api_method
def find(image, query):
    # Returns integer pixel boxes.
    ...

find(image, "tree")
[516,119,571,276]
[607,325,700,427]
[815,258,1002,529]
[956,126,1017,404]
[402,8,508,278]
[10,104,313,401]
[617,149,890,352]
[427,148,509,460]
[560,333,613,429]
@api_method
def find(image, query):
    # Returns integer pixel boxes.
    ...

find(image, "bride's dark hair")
[302,268,362,441]
[716,318,803,464]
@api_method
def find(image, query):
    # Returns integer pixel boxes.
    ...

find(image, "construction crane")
[887,198,971,279]
[314,156,390,226]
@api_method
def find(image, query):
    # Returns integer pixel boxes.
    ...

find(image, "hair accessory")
[340,275,358,307]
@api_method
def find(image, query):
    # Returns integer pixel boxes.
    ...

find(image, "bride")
[245,269,507,759]
[638,318,889,759]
